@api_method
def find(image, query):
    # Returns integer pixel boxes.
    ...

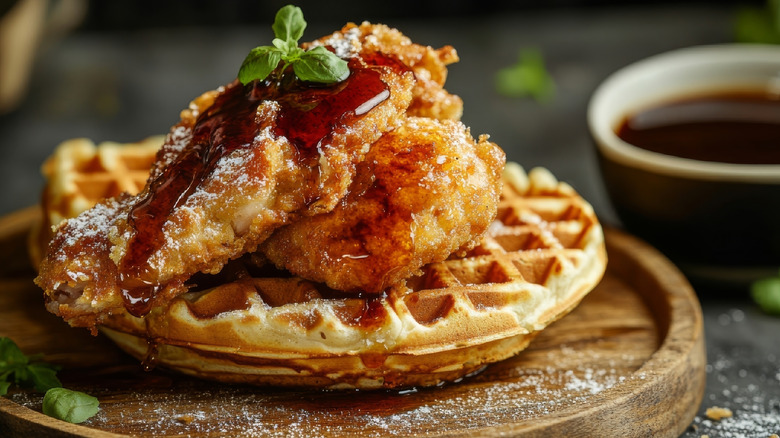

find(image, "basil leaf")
[238,5,350,85]
[272,5,306,43]
[0,369,12,381]
[43,388,100,424]
[238,46,283,85]
[751,273,780,315]
[28,363,62,392]
[294,46,349,83]
[0,337,29,367]
[0,381,10,396]
[13,367,29,385]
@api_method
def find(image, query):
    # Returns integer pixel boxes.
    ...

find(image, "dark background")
[77,0,760,28]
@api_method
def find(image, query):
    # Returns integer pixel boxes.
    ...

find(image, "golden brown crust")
[261,117,505,292]
[97,165,606,389]
[307,22,463,120]
[35,24,429,328]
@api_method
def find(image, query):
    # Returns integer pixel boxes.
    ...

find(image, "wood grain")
[0,208,705,437]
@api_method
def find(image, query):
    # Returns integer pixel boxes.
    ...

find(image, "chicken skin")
[36,24,466,328]
[261,117,505,293]
[308,22,463,121]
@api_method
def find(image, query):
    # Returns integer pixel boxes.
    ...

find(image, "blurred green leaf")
[495,48,555,103]
[735,0,780,44]
[751,270,780,315]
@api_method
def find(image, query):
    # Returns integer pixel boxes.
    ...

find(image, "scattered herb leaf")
[0,337,61,393]
[43,388,100,424]
[28,363,64,393]
[751,270,780,315]
[238,5,349,85]
[495,48,555,103]
[735,0,780,44]
[0,337,100,423]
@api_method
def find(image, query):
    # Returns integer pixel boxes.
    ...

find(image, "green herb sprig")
[1,337,100,424]
[238,5,349,85]
[0,337,61,395]
[751,269,780,315]
[735,0,780,45]
[495,48,555,103]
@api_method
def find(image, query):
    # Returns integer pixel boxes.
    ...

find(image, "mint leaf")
[751,271,780,315]
[0,337,29,366]
[295,46,350,83]
[0,337,98,424]
[28,363,62,392]
[238,46,283,85]
[238,5,349,85]
[272,5,306,43]
[0,336,61,393]
[43,388,99,424]
[495,48,555,103]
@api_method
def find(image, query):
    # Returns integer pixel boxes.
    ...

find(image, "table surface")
[0,3,778,437]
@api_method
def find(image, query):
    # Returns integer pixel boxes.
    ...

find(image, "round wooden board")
[0,207,705,437]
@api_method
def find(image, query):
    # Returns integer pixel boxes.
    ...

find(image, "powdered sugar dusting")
[8,342,637,437]
[682,307,780,438]
[313,26,362,59]
[53,197,129,263]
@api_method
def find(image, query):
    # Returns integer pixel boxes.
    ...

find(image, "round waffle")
[94,162,607,389]
[30,136,164,267]
[31,136,606,388]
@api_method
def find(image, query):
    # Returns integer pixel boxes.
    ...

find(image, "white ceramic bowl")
[588,44,780,285]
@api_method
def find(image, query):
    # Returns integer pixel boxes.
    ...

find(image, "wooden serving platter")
[0,207,705,437]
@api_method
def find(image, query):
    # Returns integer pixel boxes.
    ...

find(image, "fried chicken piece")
[35,26,428,328]
[308,22,463,120]
[260,117,505,293]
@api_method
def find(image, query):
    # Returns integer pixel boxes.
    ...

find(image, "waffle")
[30,136,164,267]
[94,162,607,389]
[32,136,605,388]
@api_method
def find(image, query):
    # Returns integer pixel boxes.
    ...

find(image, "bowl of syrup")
[588,44,780,287]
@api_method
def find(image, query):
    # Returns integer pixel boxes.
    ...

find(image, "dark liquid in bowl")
[616,90,780,164]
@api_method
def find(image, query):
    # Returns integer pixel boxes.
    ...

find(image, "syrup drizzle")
[142,339,159,372]
[118,54,403,316]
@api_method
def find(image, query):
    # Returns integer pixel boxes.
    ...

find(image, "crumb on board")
[705,406,733,421]
[175,415,196,424]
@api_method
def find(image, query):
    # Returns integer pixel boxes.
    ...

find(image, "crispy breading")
[261,117,505,292]
[308,22,463,120]
[35,24,438,328]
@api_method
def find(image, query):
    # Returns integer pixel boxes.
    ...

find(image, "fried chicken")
[37,23,469,328]
[308,22,463,120]
[260,117,505,293]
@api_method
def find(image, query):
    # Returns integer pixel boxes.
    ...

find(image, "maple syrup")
[354,298,387,329]
[118,54,406,316]
[142,339,160,372]
[617,90,780,164]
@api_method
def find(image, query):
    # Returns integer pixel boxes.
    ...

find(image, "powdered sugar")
[313,25,361,59]
[8,342,636,437]
[684,307,780,438]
